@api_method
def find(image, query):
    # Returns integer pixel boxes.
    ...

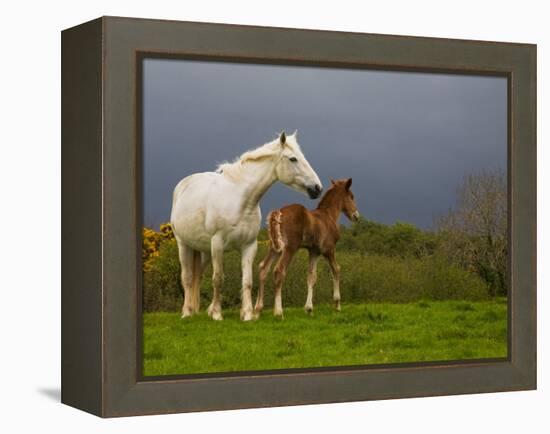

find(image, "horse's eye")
[289,157,298,163]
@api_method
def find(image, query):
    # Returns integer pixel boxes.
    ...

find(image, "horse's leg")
[254,246,279,316]
[325,250,342,311]
[207,234,224,321]
[240,241,258,321]
[176,239,194,318]
[273,248,295,318]
[304,251,320,314]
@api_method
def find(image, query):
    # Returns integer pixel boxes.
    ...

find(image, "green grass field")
[143,299,507,376]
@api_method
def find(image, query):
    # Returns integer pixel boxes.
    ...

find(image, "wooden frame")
[61,16,536,417]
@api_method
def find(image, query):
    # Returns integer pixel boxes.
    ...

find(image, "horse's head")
[331,178,360,222]
[274,131,323,199]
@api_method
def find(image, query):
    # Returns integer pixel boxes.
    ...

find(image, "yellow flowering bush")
[142,223,174,272]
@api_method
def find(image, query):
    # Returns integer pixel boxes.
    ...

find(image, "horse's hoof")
[241,310,254,321]
[207,304,223,320]
[304,305,313,315]
[335,303,341,312]
[207,304,215,316]
[181,309,193,319]
[211,311,223,321]
[274,311,284,320]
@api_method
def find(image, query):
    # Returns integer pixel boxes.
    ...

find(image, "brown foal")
[254,178,360,318]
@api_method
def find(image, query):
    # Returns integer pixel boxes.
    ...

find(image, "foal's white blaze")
[170,132,322,321]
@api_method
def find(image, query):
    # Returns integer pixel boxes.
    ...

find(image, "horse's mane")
[216,134,300,180]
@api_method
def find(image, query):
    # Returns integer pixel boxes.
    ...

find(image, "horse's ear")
[345,178,353,190]
[279,131,286,146]
[292,129,298,138]
[330,178,336,186]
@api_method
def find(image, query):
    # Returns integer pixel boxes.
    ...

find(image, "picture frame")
[61,16,536,417]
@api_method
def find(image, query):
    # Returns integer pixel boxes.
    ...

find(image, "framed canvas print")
[61,16,536,417]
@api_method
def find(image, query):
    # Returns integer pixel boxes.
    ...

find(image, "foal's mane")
[316,182,344,210]
[216,134,300,180]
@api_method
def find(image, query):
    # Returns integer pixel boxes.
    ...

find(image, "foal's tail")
[191,250,201,311]
[267,210,284,253]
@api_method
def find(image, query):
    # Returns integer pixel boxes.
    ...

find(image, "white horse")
[170,132,323,321]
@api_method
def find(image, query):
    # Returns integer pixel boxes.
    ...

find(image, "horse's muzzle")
[307,184,323,199]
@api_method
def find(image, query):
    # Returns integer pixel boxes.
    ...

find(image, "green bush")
[143,238,489,312]
[339,219,438,258]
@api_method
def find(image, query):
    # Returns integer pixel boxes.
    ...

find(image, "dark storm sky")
[142,58,507,230]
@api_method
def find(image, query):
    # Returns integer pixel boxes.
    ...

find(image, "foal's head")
[323,178,360,222]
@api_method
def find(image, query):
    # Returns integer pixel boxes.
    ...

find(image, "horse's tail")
[267,210,284,253]
[191,250,202,311]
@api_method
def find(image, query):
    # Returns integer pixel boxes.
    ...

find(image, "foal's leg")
[240,241,257,321]
[176,239,194,318]
[207,234,224,321]
[325,250,342,311]
[254,246,280,316]
[304,251,320,314]
[273,249,295,318]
